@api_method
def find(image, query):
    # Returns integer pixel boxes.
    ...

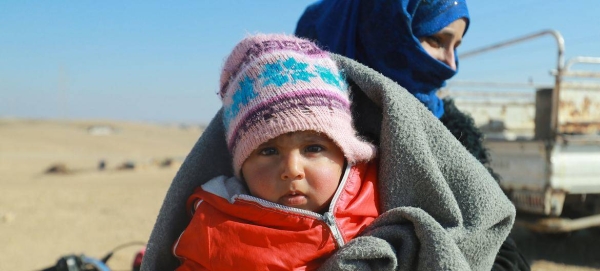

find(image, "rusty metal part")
[558,87,600,134]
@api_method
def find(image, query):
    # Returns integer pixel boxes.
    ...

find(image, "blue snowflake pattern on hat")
[224,76,256,127]
[260,57,316,87]
[315,65,346,91]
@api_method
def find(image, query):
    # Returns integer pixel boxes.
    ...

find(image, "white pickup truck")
[444,30,600,233]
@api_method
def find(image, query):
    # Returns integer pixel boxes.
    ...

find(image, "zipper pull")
[323,212,345,248]
[323,212,336,226]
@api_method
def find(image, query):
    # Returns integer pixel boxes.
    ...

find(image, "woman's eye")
[259,147,277,156]
[426,36,442,48]
[305,145,324,153]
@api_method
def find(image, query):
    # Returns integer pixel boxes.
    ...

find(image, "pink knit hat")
[220,33,376,176]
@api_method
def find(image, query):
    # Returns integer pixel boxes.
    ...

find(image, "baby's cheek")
[243,166,280,201]
[310,167,342,192]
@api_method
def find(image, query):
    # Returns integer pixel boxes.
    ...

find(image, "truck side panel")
[486,140,548,191]
[551,141,600,194]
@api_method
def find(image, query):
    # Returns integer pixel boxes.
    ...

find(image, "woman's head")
[411,0,469,71]
[295,0,470,118]
[418,18,467,71]
[219,33,376,179]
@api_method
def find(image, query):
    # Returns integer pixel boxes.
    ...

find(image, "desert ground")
[1,118,599,271]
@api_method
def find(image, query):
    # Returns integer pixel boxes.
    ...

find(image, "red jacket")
[173,160,379,271]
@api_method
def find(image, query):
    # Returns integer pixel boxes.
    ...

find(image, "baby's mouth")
[280,191,307,207]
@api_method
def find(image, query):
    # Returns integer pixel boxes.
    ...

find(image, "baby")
[173,33,380,271]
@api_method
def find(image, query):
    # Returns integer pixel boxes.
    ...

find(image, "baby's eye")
[305,145,324,153]
[259,147,278,156]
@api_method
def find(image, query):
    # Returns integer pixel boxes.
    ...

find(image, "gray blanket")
[141,54,515,271]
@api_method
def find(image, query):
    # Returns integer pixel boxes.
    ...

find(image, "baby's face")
[241,130,345,213]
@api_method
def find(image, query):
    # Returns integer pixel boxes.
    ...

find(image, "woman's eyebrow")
[438,30,462,45]
[438,29,456,38]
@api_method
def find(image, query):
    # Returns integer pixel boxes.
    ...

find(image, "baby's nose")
[281,153,305,181]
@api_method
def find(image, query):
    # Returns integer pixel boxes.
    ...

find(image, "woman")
[295,0,529,270]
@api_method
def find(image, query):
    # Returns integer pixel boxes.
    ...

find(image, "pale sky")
[2,1,600,124]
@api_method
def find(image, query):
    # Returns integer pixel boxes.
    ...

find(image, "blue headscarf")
[295,0,469,118]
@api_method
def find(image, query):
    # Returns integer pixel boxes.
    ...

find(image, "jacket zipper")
[323,162,352,248]
[234,163,352,248]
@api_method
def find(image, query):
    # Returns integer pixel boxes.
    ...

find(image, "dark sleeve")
[492,237,531,271]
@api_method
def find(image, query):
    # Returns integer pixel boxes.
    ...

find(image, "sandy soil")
[0,119,201,271]
[1,118,598,271]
